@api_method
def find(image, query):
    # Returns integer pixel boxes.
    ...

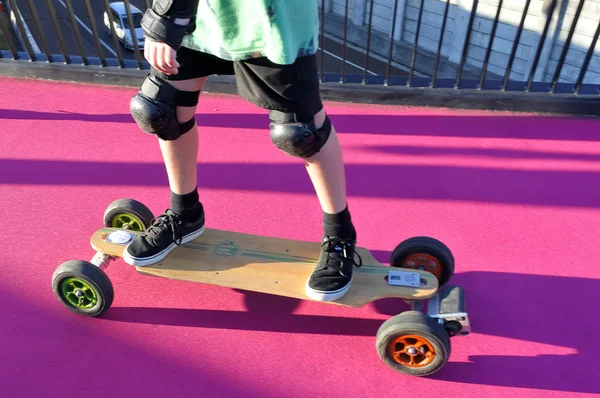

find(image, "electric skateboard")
[52,198,470,377]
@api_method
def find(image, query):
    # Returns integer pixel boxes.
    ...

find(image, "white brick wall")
[546,0,600,84]
[364,0,397,34]
[332,0,356,19]
[403,0,455,56]
[402,0,455,54]
[327,0,600,85]
[463,0,542,81]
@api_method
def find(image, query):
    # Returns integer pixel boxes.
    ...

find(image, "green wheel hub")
[111,213,145,231]
[60,278,98,309]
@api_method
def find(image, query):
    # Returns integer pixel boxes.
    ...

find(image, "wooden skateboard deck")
[91,228,439,307]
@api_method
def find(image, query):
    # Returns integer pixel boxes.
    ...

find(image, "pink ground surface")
[1,76,599,397]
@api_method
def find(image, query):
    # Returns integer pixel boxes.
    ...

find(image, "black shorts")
[150,46,323,120]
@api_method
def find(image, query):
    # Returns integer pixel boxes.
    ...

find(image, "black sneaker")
[123,209,205,266]
[305,235,362,301]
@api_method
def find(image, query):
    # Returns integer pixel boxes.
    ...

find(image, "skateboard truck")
[426,285,470,337]
[90,252,116,271]
[90,227,135,270]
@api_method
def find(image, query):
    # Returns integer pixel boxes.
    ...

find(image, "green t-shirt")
[181,0,319,65]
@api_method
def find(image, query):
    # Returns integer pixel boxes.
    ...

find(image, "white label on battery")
[388,270,420,287]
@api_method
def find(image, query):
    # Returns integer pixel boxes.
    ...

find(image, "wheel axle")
[90,252,115,271]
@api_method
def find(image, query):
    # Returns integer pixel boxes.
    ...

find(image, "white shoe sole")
[305,279,352,302]
[123,225,206,267]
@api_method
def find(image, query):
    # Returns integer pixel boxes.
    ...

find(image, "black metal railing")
[1,0,599,95]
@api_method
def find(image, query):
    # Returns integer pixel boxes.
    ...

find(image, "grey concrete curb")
[1,56,598,117]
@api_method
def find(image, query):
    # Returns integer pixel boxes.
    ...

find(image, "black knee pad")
[130,74,201,141]
[268,110,332,158]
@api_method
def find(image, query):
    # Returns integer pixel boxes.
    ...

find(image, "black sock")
[171,187,202,220]
[323,205,355,239]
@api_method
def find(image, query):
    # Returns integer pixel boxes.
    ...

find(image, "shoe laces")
[320,236,363,276]
[145,210,183,245]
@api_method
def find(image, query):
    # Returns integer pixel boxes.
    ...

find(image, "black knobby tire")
[376,311,451,377]
[103,198,154,231]
[390,237,455,288]
[52,260,114,317]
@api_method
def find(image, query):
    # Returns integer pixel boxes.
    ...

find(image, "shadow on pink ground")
[2,108,600,142]
[96,270,599,394]
[0,289,263,398]
[2,110,600,210]
[1,159,599,208]
[3,270,597,395]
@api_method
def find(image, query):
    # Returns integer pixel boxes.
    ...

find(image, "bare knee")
[167,78,206,123]
[313,108,327,129]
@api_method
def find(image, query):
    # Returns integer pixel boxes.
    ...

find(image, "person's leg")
[123,74,207,266]
[157,77,205,222]
[158,77,205,197]
[123,49,234,266]
[301,109,359,301]
[234,54,359,301]
[303,109,347,214]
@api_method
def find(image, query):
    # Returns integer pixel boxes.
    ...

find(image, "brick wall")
[325,0,598,84]
[465,0,541,81]
[546,0,600,84]
[403,0,455,56]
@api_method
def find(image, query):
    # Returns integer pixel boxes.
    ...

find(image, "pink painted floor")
[1,76,600,397]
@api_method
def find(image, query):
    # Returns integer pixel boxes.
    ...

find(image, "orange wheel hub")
[389,335,435,367]
[402,254,441,278]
